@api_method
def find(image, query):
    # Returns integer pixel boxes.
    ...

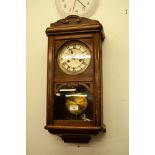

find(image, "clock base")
[45,125,106,143]
[61,134,91,143]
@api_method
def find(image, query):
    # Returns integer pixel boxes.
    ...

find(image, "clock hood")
[46,15,105,40]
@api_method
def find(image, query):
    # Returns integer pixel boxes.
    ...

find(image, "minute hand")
[77,0,86,7]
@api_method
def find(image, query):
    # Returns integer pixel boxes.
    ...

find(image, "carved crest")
[51,15,82,25]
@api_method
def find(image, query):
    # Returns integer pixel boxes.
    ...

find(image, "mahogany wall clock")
[45,15,106,143]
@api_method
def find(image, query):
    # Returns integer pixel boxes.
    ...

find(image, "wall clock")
[55,0,98,17]
[45,15,106,143]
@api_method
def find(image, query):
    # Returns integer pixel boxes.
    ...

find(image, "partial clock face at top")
[55,0,97,17]
[57,41,91,75]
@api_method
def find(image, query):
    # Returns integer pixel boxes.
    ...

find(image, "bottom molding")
[45,124,106,143]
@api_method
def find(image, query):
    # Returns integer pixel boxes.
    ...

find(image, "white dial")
[57,41,91,75]
[55,0,98,17]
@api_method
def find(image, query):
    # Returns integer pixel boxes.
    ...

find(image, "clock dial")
[55,0,97,17]
[57,41,91,75]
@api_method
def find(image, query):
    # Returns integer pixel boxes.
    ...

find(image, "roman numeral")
[82,50,87,53]
[62,62,66,66]
[67,66,70,70]
[73,45,76,49]
[82,61,87,66]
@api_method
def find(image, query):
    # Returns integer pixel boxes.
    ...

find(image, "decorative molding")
[46,15,104,37]
[50,15,100,26]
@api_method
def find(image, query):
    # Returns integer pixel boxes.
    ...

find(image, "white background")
[0,0,155,155]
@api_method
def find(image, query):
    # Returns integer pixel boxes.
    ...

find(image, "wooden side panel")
[46,36,54,125]
[94,32,102,126]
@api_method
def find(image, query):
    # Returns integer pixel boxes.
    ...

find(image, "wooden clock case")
[45,15,106,143]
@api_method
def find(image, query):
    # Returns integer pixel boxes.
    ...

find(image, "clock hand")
[77,0,86,8]
[72,0,77,11]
